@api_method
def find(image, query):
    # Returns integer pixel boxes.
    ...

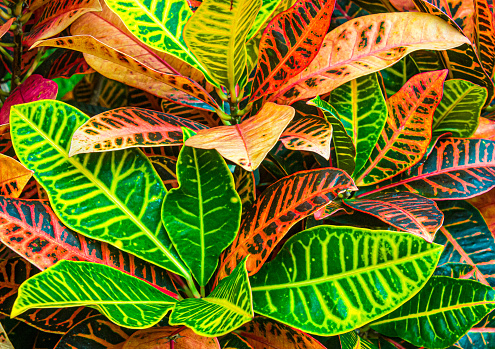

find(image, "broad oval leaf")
[371,277,495,348]
[69,107,208,156]
[218,168,357,279]
[10,100,190,279]
[358,138,495,200]
[169,257,253,337]
[123,327,220,349]
[12,261,178,328]
[250,0,336,100]
[327,72,388,176]
[184,103,295,171]
[343,192,444,242]
[354,70,448,186]
[0,154,33,198]
[250,225,443,335]
[270,12,469,104]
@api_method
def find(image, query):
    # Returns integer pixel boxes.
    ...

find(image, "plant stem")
[185,275,201,298]
[0,46,13,62]
[200,285,205,298]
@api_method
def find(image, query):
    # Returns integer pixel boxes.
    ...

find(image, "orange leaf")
[0,154,33,198]
[0,18,13,40]
[184,103,295,171]
[472,117,495,140]
[123,327,219,349]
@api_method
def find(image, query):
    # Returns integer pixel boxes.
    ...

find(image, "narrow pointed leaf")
[327,73,388,175]
[69,107,208,156]
[170,258,253,337]
[309,96,356,175]
[343,192,443,242]
[185,103,295,171]
[0,18,13,39]
[123,327,220,349]
[270,12,469,104]
[358,138,495,200]
[234,166,256,215]
[355,70,447,186]
[250,225,443,335]
[218,168,357,279]
[250,0,336,100]
[12,261,178,328]
[371,277,495,348]
[10,100,190,278]
[183,0,261,92]
[0,154,33,198]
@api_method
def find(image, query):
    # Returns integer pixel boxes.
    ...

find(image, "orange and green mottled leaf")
[279,109,332,160]
[33,36,219,111]
[474,0,495,76]
[354,70,447,186]
[23,0,102,46]
[270,12,469,105]
[239,317,326,349]
[250,225,443,335]
[185,103,294,171]
[0,154,33,198]
[124,327,220,348]
[250,0,336,100]
[218,168,357,279]
[234,166,256,216]
[343,192,444,242]
[68,107,208,156]
[358,138,495,200]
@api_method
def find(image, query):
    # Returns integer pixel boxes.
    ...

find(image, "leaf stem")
[185,275,201,298]
[0,46,13,62]
[200,285,205,298]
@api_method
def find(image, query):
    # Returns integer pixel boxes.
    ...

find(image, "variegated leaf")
[0,154,33,198]
[378,56,420,98]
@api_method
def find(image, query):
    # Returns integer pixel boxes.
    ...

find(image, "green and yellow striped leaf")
[162,128,241,286]
[10,100,190,279]
[354,70,448,186]
[309,96,356,175]
[246,0,282,40]
[371,277,495,348]
[183,0,261,92]
[169,257,253,337]
[326,73,388,176]
[103,0,213,84]
[12,261,178,329]
[340,331,377,349]
[250,225,443,335]
[69,107,208,156]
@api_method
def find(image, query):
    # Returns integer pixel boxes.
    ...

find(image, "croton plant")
[0,0,495,348]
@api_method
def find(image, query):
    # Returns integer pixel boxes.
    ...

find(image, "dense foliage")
[0,0,494,348]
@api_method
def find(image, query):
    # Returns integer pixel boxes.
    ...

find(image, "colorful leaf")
[247,0,283,40]
[378,56,420,98]
[234,166,256,216]
[218,333,253,349]
[250,225,443,335]
[169,258,253,337]
[12,261,178,328]
[183,0,261,92]
[371,277,495,348]
[218,168,357,279]
[434,200,495,287]
[123,327,220,348]
[309,96,356,175]
[343,192,443,242]
[68,107,208,156]
[0,74,58,125]
[358,138,495,200]
[0,154,33,198]
[185,103,295,171]
[161,100,222,128]
[327,73,387,175]
[454,312,495,349]
[23,0,102,46]
[355,70,447,186]
[269,12,469,104]
[36,49,94,80]
[474,0,495,76]
[250,0,336,100]
[10,100,190,279]
[472,117,495,139]
[0,18,13,39]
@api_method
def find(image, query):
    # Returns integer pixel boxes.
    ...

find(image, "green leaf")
[162,129,242,286]
[308,96,356,175]
[10,100,190,279]
[169,257,253,337]
[371,277,495,348]
[183,0,262,92]
[12,261,177,329]
[378,56,420,98]
[246,0,282,40]
[250,225,443,335]
[326,73,387,176]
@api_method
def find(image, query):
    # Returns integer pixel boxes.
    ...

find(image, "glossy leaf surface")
[327,73,387,175]
[218,168,357,279]
[185,103,295,171]
[371,277,495,348]
[123,327,220,349]
[250,0,336,100]
[343,192,443,242]
[0,154,32,198]
[170,258,253,337]
[250,225,443,335]
[270,12,469,104]
[355,70,447,186]
[10,101,189,278]
[12,261,177,328]
[69,107,208,156]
